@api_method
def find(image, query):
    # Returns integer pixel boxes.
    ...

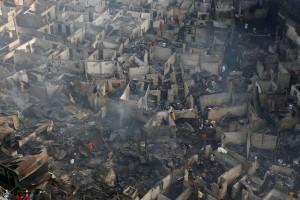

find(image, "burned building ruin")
[0,0,300,199]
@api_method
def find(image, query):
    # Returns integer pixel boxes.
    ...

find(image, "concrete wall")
[86,61,116,77]
[215,150,246,169]
[164,53,176,75]
[208,104,248,121]
[41,5,56,21]
[75,0,105,7]
[103,48,115,60]
[201,62,220,75]
[14,0,24,5]
[251,133,277,150]
[126,11,141,18]
[88,50,99,61]
[270,165,296,176]
[141,12,151,20]
[223,132,277,150]
[68,27,85,44]
[58,48,70,60]
[129,66,150,80]
[141,19,151,35]
[213,164,242,199]
[38,23,52,34]
[174,109,198,119]
[60,60,84,74]
[103,40,119,49]
[223,132,247,146]
[181,53,199,67]
[140,155,199,200]
[219,164,242,185]
[16,13,43,29]
[94,1,106,13]
[199,55,222,75]
[14,50,48,70]
[199,92,231,110]
[14,0,34,6]
[153,46,172,61]
[141,169,183,200]
[16,37,62,54]
[92,11,110,26]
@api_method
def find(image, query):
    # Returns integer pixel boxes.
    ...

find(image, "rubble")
[0,149,48,189]
[0,0,300,199]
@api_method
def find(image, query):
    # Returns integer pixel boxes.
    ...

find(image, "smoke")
[2,87,32,111]
[103,99,144,134]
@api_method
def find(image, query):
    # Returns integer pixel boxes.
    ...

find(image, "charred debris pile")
[0,0,300,199]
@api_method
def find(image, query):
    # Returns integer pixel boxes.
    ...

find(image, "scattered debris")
[0,0,299,199]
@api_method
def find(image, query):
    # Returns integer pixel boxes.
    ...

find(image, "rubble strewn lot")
[0,0,300,199]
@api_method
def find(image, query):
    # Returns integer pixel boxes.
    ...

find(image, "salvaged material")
[0,149,48,190]
[0,0,299,199]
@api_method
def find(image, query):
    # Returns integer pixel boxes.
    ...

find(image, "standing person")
[159,20,163,37]
[15,193,21,200]
[199,118,204,130]
[29,191,34,200]
[87,141,94,153]
[200,130,208,149]
[23,190,29,200]
[188,167,196,186]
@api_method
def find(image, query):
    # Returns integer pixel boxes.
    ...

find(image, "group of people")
[14,189,46,200]
[15,190,29,200]
[199,119,216,149]
[186,118,217,199]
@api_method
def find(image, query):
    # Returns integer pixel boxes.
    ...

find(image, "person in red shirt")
[159,20,163,36]
[15,193,20,200]
[200,131,207,148]
[23,190,29,200]
[87,142,94,153]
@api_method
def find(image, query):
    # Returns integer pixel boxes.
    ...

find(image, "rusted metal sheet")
[16,149,48,181]
[0,149,49,190]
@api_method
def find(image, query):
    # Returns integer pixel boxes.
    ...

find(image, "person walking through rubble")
[23,190,29,200]
[159,20,163,37]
